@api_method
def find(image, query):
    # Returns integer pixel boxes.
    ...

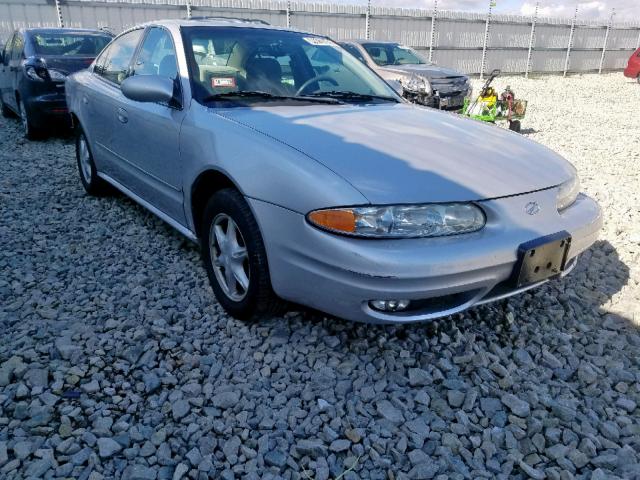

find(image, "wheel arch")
[190,169,242,238]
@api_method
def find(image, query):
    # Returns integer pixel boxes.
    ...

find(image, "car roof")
[142,17,309,33]
[344,39,401,45]
[20,28,112,36]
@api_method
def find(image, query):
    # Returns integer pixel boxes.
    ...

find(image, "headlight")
[404,75,431,95]
[48,69,67,82]
[556,175,580,212]
[307,204,486,238]
[24,65,46,82]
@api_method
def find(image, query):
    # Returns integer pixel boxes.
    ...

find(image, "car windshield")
[362,43,429,66]
[31,32,112,56]
[182,26,400,105]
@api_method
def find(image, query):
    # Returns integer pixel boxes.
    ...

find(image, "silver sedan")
[65,18,602,324]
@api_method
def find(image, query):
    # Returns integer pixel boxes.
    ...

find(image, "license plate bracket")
[512,232,572,288]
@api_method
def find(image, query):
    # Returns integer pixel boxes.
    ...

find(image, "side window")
[11,34,24,60]
[93,43,111,75]
[2,34,14,66]
[342,44,366,64]
[133,27,178,80]
[363,45,388,66]
[98,29,143,85]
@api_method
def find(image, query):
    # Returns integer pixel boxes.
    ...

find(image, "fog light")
[370,299,410,312]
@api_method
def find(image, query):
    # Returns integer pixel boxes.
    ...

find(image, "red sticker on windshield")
[212,77,236,88]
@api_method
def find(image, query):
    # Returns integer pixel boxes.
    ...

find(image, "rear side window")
[95,29,143,85]
[133,27,178,80]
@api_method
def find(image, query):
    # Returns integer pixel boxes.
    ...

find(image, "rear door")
[0,34,15,108]
[110,26,186,223]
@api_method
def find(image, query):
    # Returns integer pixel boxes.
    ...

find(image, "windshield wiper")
[307,91,399,103]
[202,91,341,104]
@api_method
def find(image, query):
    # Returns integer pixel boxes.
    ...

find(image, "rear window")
[31,32,112,57]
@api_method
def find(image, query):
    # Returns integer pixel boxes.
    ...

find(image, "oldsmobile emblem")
[525,201,540,216]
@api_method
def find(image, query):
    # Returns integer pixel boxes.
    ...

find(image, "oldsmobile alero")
[65,18,602,323]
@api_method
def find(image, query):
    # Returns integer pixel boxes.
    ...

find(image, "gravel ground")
[1,72,639,480]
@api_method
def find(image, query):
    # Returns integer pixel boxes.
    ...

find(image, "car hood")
[216,104,574,204]
[379,64,466,79]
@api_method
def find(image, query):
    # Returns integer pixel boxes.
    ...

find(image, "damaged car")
[340,40,471,110]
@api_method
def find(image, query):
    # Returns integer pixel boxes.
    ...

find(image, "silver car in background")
[340,40,471,110]
[66,18,602,324]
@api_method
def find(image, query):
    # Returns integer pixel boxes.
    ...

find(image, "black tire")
[509,120,521,133]
[1,100,14,118]
[18,98,43,140]
[76,126,111,196]
[201,188,286,320]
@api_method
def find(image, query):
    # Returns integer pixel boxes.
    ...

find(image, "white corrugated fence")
[1,0,638,75]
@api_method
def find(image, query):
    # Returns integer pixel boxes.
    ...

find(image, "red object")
[624,48,640,80]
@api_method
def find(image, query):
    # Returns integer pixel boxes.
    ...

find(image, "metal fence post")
[428,0,438,63]
[54,0,65,28]
[186,0,192,19]
[525,2,538,78]
[598,8,614,74]
[563,6,578,77]
[286,0,291,28]
[365,0,371,40]
[480,0,493,79]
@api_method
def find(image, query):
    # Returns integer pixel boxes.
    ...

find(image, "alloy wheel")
[78,134,93,183]
[209,213,250,301]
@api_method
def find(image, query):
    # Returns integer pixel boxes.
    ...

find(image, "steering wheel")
[295,75,338,96]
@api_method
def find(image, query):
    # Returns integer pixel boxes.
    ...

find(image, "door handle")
[82,96,89,105]
[9,66,18,72]
[117,107,128,124]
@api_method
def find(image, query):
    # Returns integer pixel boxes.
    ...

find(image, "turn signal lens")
[307,204,485,238]
[307,209,356,233]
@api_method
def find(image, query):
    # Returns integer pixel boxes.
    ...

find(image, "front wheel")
[1,100,14,118]
[201,189,286,320]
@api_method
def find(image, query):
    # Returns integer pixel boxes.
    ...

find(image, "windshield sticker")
[212,77,236,88]
[303,37,334,46]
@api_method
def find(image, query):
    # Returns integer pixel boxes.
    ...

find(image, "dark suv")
[0,28,112,139]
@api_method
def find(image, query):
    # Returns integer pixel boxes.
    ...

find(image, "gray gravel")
[1,72,640,480]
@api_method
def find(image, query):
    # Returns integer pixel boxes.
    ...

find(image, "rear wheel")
[18,99,43,140]
[201,188,286,320]
[76,127,111,196]
[509,120,521,133]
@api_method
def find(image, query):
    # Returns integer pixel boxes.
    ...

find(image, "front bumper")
[24,87,71,129]
[250,189,602,324]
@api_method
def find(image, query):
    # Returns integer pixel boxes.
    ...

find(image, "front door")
[110,26,186,224]
[86,29,143,181]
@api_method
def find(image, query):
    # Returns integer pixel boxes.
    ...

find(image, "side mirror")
[121,75,175,104]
